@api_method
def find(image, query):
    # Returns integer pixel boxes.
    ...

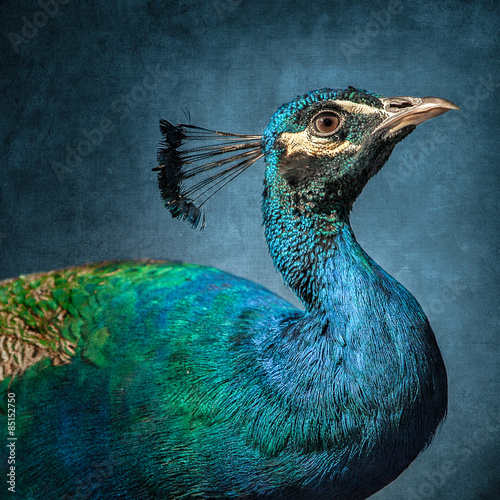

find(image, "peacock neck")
[261,183,442,398]
[263,188,355,311]
[262,184,410,328]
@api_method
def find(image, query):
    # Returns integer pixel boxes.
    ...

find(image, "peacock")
[0,87,458,499]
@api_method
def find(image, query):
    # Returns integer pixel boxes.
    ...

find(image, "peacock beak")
[376,96,460,137]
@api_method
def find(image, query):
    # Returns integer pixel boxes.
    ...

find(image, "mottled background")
[1,0,499,498]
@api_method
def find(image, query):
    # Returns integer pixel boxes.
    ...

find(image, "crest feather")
[155,120,262,229]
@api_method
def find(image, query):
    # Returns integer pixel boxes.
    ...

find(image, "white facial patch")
[333,100,382,116]
[279,99,383,157]
[280,130,360,157]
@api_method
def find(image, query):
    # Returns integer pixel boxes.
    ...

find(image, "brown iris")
[312,113,340,136]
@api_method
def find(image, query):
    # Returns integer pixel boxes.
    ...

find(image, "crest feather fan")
[155,119,262,229]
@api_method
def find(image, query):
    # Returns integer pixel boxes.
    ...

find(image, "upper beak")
[375,96,460,137]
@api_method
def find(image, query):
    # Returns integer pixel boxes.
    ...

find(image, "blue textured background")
[1,0,499,498]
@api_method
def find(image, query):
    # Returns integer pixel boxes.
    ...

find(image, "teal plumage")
[0,88,458,499]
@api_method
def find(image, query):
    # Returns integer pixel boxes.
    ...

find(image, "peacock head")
[156,87,458,228]
[261,87,458,216]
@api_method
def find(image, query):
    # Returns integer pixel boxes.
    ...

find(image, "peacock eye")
[312,113,341,136]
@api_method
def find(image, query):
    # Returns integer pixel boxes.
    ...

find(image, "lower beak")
[376,96,459,137]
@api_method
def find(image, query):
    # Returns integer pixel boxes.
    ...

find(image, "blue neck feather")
[261,173,447,483]
[262,150,446,387]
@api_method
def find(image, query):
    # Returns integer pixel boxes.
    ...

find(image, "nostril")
[386,99,414,112]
